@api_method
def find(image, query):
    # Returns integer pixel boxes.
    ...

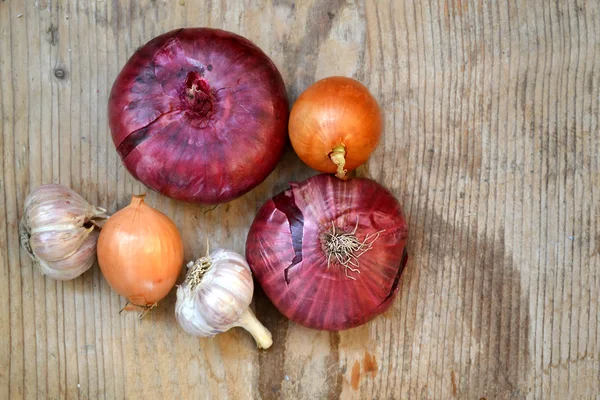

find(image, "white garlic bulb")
[175,248,273,349]
[20,184,108,280]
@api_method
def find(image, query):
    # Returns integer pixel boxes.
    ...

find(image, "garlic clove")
[26,200,106,231]
[27,210,87,233]
[175,285,223,337]
[23,184,108,232]
[24,183,88,209]
[30,226,94,262]
[35,230,99,280]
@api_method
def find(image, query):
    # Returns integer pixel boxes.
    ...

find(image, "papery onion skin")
[108,28,289,204]
[288,77,382,178]
[246,174,408,331]
[97,195,184,308]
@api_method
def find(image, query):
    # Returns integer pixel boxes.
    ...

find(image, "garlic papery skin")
[175,248,273,349]
[36,230,100,279]
[19,184,108,280]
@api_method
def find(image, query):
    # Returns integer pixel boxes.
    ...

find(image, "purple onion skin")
[246,174,409,331]
[108,28,289,204]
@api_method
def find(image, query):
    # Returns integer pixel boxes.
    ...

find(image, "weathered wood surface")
[1,0,599,398]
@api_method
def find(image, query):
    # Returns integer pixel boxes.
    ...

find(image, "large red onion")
[246,174,409,330]
[108,28,288,204]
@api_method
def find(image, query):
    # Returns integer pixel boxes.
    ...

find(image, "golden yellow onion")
[289,76,382,179]
[97,195,183,310]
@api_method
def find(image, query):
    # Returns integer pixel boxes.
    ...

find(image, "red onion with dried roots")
[246,174,409,330]
[108,28,288,204]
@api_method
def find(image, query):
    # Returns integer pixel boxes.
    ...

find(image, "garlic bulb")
[19,184,108,280]
[175,248,273,349]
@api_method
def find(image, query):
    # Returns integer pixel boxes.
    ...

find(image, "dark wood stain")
[414,212,531,397]
[46,24,58,46]
[471,228,531,399]
[326,332,343,399]
[279,0,348,97]
[255,285,288,400]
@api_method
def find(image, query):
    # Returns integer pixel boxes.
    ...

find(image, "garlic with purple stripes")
[175,248,272,349]
[19,184,108,280]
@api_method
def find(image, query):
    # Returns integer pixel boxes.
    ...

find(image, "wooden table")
[1,1,598,398]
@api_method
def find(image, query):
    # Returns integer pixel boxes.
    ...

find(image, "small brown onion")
[289,76,382,179]
[97,195,183,311]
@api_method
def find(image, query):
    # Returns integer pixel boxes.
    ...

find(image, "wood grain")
[1,0,599,398]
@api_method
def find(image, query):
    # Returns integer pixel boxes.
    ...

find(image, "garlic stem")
[236,307,273,349]
[90,206,109,222]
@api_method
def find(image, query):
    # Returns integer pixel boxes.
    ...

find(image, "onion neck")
[329,145,347,180]
[236,308,273,349]
[183,71,214,117]
[130,194,146,208]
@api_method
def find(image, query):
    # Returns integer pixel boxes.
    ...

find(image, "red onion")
[108,28,289,204]
[246,174,409,330]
